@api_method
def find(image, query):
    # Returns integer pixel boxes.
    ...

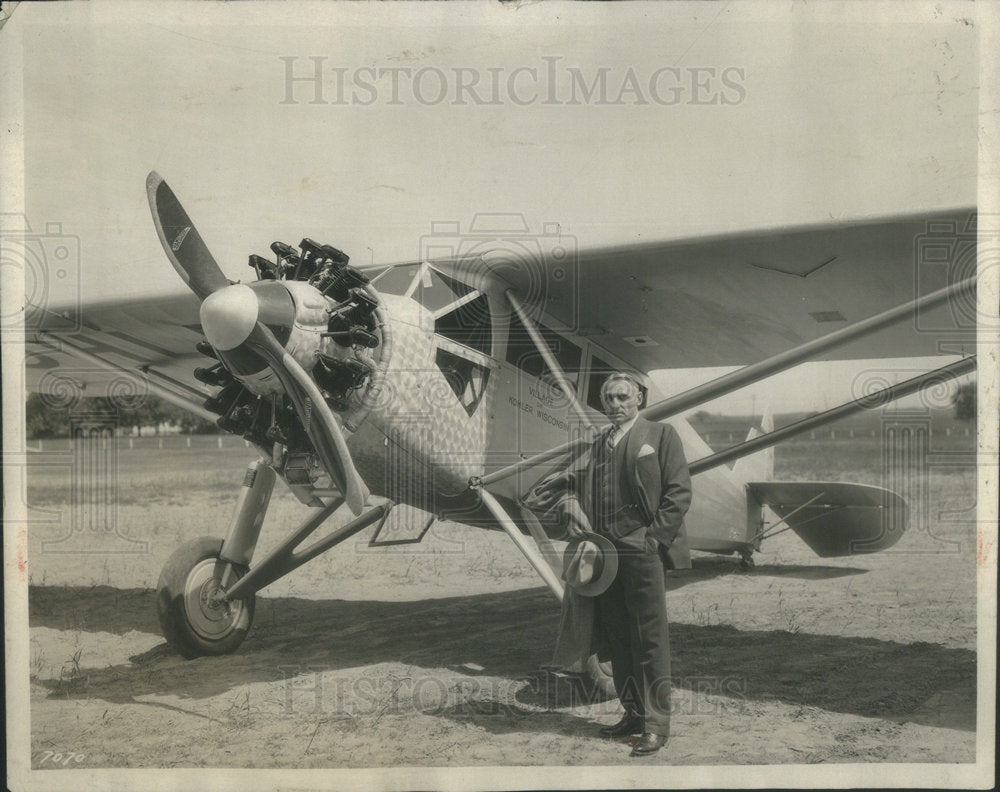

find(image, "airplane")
[23,172,978,696]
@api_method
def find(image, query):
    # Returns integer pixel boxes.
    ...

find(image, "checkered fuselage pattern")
[346,295,496,512]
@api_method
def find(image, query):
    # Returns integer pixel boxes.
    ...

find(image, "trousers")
[596,545,671,736]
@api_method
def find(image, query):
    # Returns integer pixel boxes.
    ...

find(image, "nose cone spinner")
[200,284,259,351]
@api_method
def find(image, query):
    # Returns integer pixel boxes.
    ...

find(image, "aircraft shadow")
[665,556,868,589]
[30,584,973,732]
[26,557,864,637]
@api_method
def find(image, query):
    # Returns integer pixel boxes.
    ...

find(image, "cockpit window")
[371,263,475,312]
[412,268,474,313]
[435,348,490,417]
[505,312,582,389]
[434,293,492,356]
[371,263,420,296]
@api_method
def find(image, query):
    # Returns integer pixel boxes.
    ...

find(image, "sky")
[3,0,986,413]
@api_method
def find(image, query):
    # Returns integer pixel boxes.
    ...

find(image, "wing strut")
[689,355,976,475]
[506,289,597,430]
[476,274,976,489]
[643,275,975,422]
[475,485,565,601]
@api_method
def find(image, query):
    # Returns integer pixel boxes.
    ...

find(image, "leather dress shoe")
[630,732,667,756]
[599,713,641,737]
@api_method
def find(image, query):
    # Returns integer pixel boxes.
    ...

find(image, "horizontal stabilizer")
[748,481,908,557]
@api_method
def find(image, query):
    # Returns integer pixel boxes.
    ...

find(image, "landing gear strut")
[156,459,390,658]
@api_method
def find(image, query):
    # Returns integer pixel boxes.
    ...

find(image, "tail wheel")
[156,536,255,659]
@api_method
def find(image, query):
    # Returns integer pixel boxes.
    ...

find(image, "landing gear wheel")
[739,551,756,572]
[156,537,255,659]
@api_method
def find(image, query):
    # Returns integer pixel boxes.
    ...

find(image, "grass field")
[20,410,982,768]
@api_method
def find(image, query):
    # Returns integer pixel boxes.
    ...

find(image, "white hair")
[599,372,643,401]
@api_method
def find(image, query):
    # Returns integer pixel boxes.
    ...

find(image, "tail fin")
[732,407,774,483]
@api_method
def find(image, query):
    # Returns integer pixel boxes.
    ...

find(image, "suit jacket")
[576,417,692,568]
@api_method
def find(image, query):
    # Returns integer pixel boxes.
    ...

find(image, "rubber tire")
[156,536,255,659]
[581,654,617,702]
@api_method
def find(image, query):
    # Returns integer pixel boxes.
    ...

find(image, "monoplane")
[25,174,977,691]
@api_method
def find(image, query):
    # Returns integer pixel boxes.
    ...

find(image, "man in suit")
[569,371,692,756]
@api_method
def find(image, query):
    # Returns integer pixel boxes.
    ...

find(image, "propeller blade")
[246,321,370,515]
[146,171,230,301]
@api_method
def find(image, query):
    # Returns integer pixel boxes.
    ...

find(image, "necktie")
[605,426,617,449]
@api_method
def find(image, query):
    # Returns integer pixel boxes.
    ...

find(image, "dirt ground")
[22,430,981,770]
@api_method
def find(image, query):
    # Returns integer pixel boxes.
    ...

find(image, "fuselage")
[208,263,755,552]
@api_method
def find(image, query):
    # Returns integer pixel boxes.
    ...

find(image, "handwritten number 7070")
[37,751,85,766]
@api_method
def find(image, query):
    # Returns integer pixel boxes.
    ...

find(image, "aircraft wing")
[429,207,977,370]
[21,207,976,407]
[23,290,215,415]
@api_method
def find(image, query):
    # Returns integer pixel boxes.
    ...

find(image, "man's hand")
[559,494,592,540]
[522,471,572,512]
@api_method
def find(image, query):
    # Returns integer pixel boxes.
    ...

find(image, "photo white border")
[3,1,996,789]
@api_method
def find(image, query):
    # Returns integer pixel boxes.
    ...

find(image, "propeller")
[146,171,231,301]
[147,172,368,514]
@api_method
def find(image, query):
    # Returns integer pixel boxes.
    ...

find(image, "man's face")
[602,380,642,426]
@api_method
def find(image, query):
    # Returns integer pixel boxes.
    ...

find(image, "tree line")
[25,393,219,438]
[24,378,977,439]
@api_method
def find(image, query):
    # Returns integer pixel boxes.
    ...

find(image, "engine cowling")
[196,239,390,474]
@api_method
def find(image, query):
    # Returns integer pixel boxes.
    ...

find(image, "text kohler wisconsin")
[280,56,746,107]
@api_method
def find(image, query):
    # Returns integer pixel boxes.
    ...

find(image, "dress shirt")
[608,415,638,448]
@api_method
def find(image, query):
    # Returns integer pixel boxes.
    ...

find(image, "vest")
[592,432,646,541]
